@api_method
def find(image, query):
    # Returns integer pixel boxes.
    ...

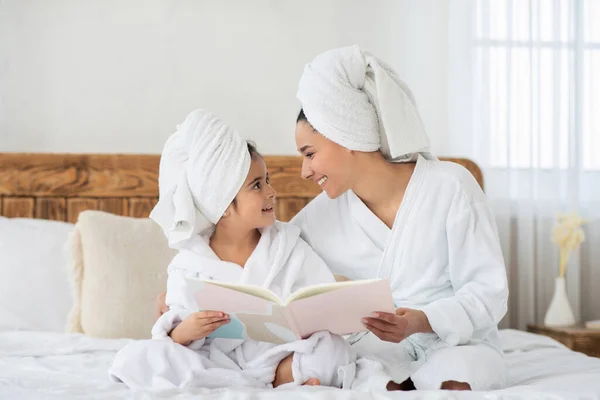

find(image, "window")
[473,0,599,170]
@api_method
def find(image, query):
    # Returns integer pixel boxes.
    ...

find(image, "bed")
[1,153,599,400]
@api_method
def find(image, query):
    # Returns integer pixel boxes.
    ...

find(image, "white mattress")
[0,329,599,399]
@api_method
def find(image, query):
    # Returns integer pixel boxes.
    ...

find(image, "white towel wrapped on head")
[297,45,432,162]
[150,109,251,249]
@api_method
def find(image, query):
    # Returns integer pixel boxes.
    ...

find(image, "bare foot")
[273,354,294,388]
[387,378,416,391]
[303,378,321,386]
[273,354,321,388]
[440,380,472,390]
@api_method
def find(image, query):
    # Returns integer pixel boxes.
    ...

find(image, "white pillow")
[0,217,73,332]
[66,211,175,339]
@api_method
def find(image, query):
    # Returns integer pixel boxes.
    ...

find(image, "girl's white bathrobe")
[292,154,510,390]
[109,221,357,390]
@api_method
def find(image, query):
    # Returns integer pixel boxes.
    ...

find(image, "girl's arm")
[151,254,229,348]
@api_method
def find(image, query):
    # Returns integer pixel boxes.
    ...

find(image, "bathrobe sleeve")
[151,253,209,350]
[422,189,508,346]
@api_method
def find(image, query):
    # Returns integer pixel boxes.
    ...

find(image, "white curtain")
[448,0,600,329]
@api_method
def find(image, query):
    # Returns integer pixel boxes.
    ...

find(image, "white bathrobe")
[109,221,358,390]
[292,155,509,390]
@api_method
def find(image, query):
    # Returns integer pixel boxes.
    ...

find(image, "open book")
[185,278,395,345]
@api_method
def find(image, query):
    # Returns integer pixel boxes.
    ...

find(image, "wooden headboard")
[0,153,483,223]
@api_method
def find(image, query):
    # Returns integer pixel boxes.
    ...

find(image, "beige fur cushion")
[66,211,176,339]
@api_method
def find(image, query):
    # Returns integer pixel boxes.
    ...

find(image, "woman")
[158,45,509,391]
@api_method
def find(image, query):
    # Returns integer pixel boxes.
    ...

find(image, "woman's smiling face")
[295,120,355,199]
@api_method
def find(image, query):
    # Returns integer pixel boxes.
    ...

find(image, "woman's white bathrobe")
[109,221,357,390]
[292,155,509,390]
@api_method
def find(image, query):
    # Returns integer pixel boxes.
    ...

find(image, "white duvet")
[1,329,599,400]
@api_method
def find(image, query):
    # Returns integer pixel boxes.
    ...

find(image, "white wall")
[386,1,451,157]
[0,0,450,155]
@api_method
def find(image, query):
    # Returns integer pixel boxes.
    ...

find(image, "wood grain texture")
[276,197,310,222]
[98,198,129,216]
[67,199,99,223]
[0,153,484,223]
[2,197,35,218]
[527,325,600,358]
[129,198,158,218]
[36,198,67,221]
[0,153,159,197]
[266,156,318,198]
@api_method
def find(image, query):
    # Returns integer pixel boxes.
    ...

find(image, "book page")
[235,305,300,344]
[202,280,282,304]
[185,278,300,344]
[287,278,395,339]
[285,279,382,304]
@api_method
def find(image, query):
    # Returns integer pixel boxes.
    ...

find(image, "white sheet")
[1,330,599,399]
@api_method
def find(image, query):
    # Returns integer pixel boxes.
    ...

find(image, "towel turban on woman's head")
[297,45,433,162]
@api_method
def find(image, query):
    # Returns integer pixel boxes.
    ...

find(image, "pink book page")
[191,282,273,315]
[189,281,301,343]
[287,279,395,338]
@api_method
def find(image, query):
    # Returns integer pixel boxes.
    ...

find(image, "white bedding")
[0,329,599,400]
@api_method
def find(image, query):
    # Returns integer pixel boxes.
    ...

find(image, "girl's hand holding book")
[170,311,230,345]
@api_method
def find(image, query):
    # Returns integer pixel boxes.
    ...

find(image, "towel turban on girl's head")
[150,109,251,249]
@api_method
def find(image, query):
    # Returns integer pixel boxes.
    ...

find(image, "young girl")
[109,109,358,390]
